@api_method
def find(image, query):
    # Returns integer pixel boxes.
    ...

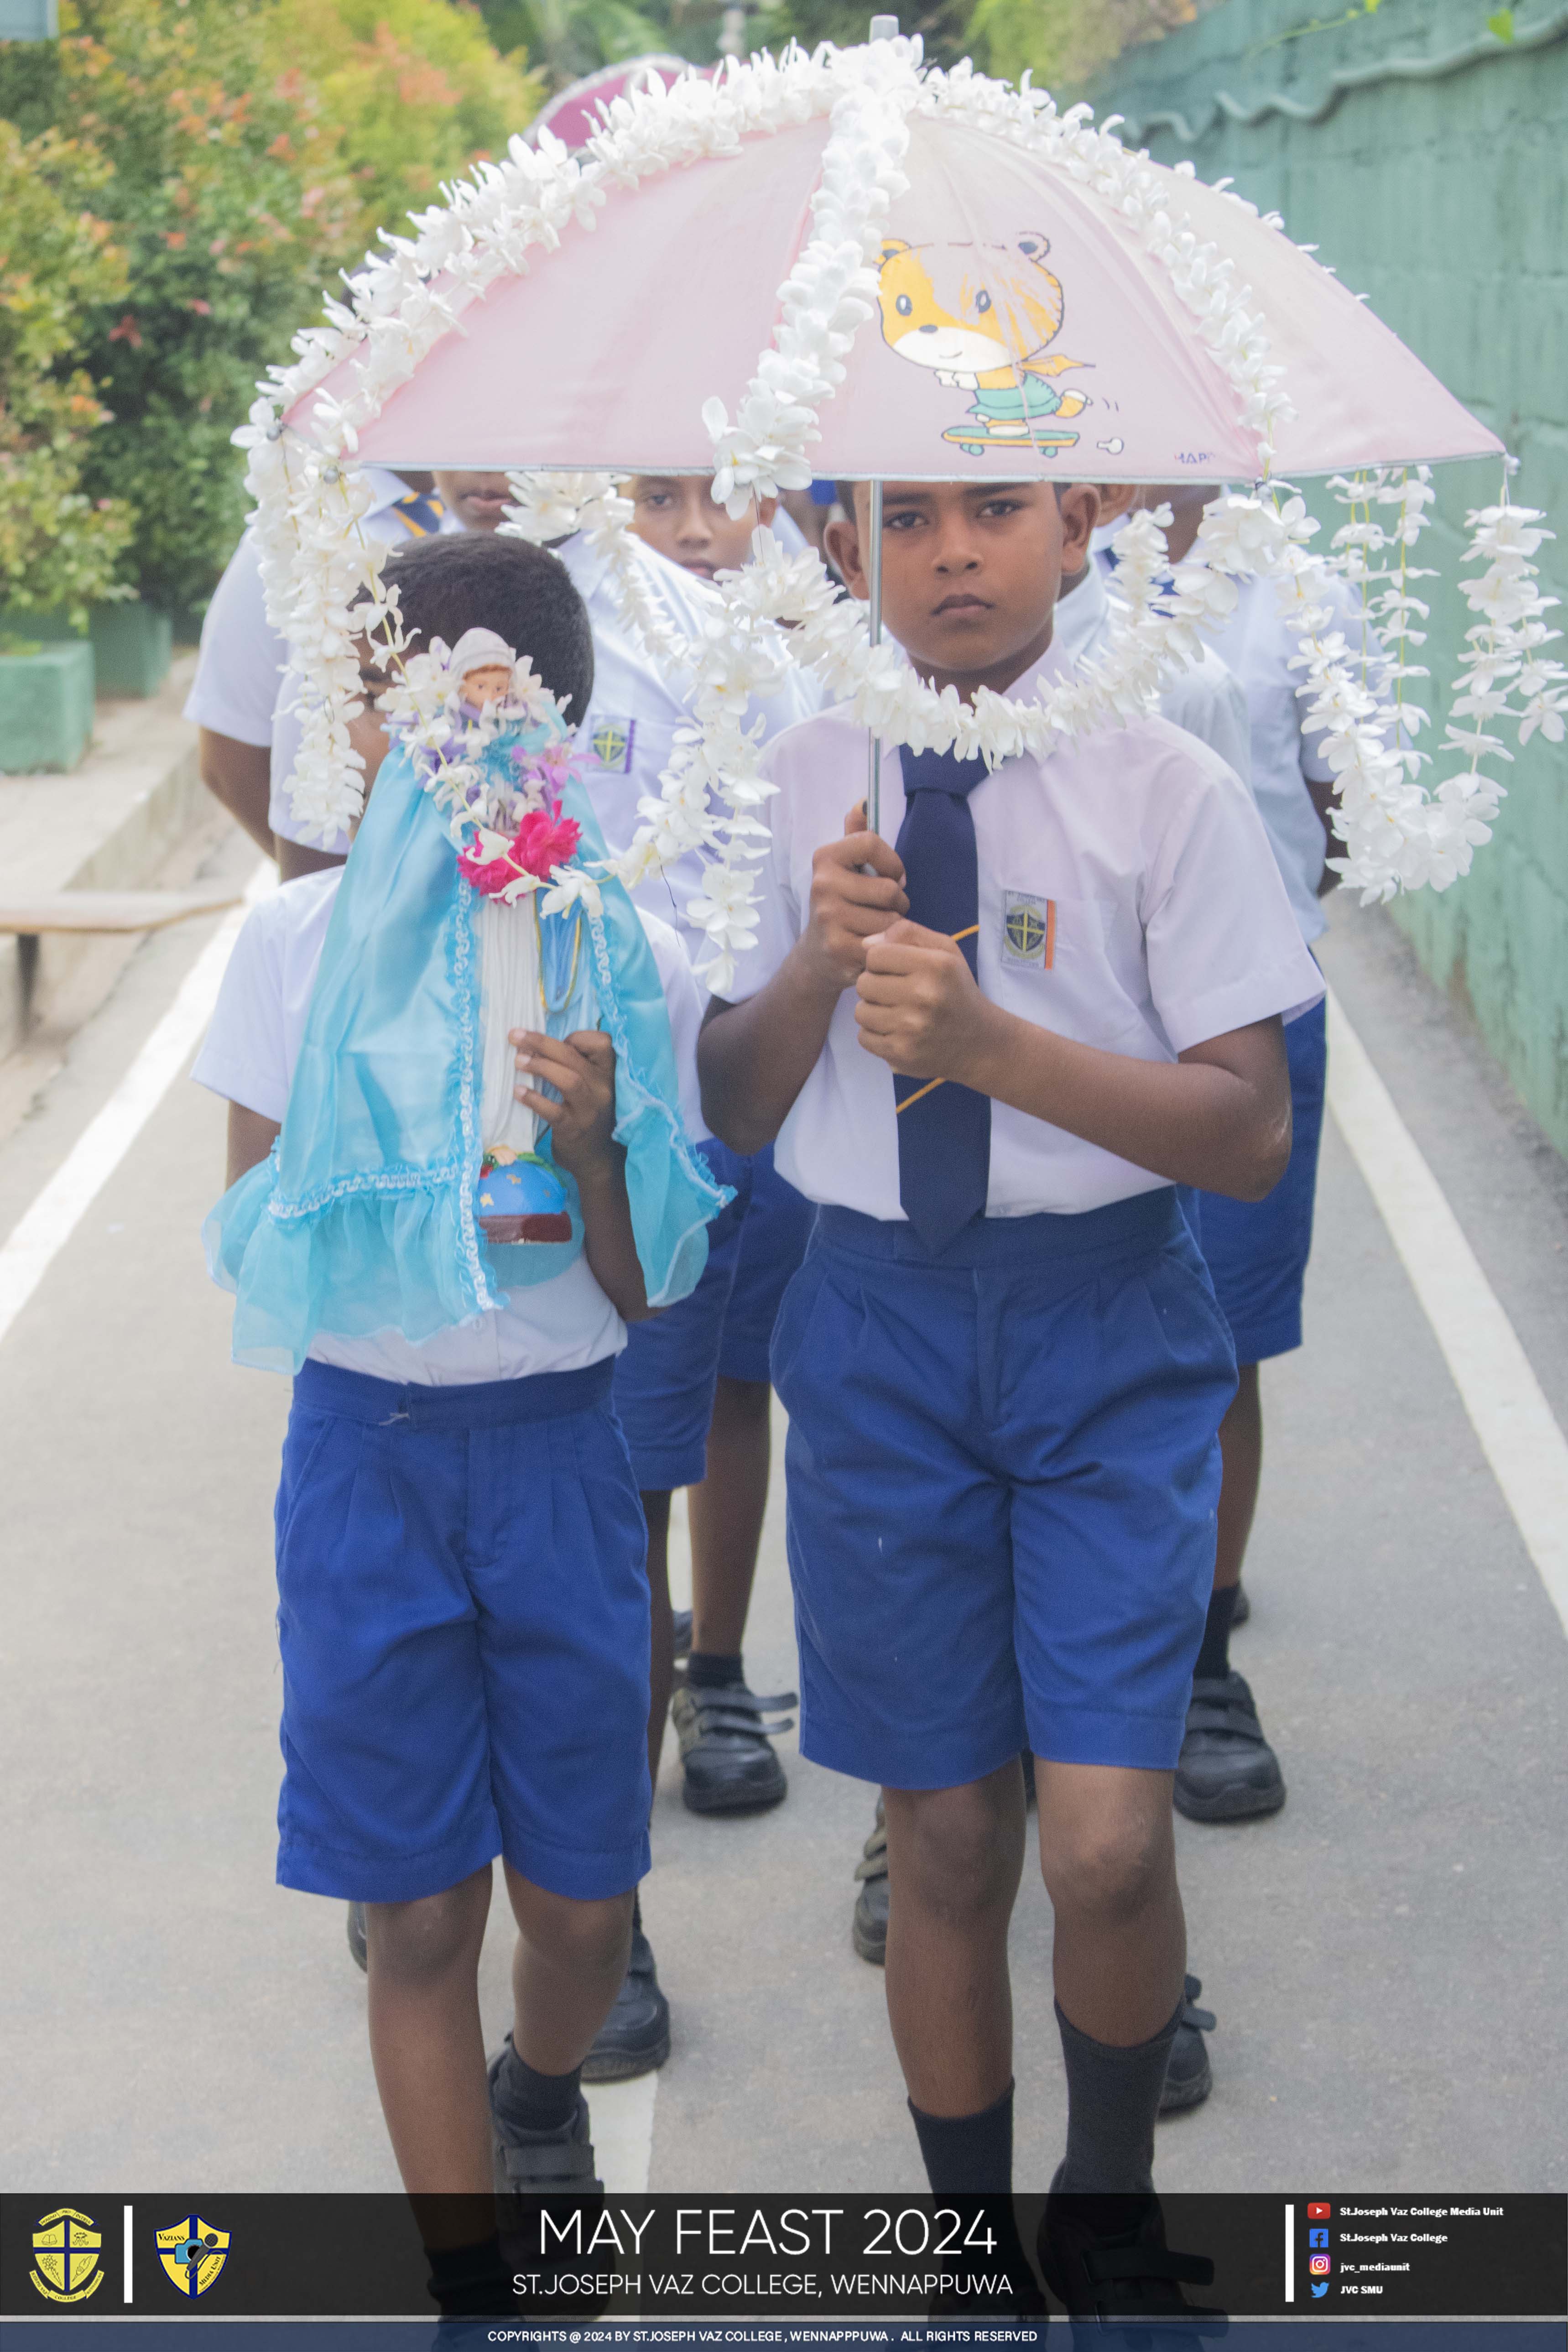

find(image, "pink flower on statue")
[456,843,520,896]
[511,807,581,878]
[456,804,583,897]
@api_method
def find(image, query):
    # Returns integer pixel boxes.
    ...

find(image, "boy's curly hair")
[371,532,596,724]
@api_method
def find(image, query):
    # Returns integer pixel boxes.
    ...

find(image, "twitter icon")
[1312,2283,1329,2300]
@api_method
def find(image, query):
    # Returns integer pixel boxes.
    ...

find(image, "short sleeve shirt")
[182,466,460,845]
[192,869,708,1383]
[723,647,1324,1222]
[1201,571,1373,944]
[558,531,823,959]
[1055,558,1253,787]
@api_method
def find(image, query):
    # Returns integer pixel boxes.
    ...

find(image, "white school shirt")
[1092,528,1364,947]
[1054,557,1253,787]
[192,868,708,1384]
[183,466,457,772]
[559,530,823,956]
[724,644,1324,1222]
[1200,571,1361,945]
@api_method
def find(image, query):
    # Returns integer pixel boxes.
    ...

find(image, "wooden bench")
[0,888,242,936]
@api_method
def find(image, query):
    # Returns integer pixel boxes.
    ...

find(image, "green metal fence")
[1092,0,1568,1151]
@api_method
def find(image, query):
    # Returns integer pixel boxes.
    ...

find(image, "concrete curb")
[0,655,214,1061]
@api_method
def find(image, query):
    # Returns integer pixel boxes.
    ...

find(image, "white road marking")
[1327,984,1568,1640]
[590,2071,661,2195]
[0,863,271,1351]
[588,1496,696,2191]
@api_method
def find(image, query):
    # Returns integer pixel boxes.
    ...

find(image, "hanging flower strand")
[232,33,1534,972]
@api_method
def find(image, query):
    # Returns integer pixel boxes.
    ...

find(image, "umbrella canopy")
[287,52,1498,483]
[252,34,1545,942]
[525,54,709,152]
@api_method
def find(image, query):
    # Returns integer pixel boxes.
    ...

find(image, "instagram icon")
[1310,2255,1331,2277]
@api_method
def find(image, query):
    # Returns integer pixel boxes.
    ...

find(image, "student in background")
[1098,485,1343,1829]
[185,471,453,878]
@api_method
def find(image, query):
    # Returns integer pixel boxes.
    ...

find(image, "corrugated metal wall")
[1093,0,1568,1149]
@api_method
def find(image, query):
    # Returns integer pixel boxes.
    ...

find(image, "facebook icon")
[1309,2228,1329,2247]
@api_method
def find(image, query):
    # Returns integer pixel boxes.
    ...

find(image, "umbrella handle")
[866,478,884,837]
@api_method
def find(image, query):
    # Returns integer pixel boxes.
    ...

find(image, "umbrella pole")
[867,478,884,836]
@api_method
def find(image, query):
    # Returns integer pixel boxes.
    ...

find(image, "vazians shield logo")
[156,2215,230,2298]
[1001,889,1056,970]
[589,716,636,773]
[31,2207,104,2303]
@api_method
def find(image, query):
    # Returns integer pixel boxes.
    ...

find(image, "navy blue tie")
[893,744,991,1253]
[391,487,447,537]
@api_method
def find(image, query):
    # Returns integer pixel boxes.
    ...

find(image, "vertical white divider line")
[123,2203,134,2303]
[1284,2203,1294,2303]
[1325,985,1568,1641]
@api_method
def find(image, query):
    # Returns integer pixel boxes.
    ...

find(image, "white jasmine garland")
[234,32,1535,955]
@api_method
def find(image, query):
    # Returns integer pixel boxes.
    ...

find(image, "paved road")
[2,834,1564,2195]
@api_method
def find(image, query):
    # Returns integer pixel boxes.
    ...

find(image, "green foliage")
[268,0,544,253]
[0,0,362,613]
[756,0,1190,84]
[479,0,678,84]
[0,118,134,626]
[0,0,542,617]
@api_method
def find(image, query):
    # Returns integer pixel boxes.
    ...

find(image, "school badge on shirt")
[1001,889,1056,971]
[588,717,636,773]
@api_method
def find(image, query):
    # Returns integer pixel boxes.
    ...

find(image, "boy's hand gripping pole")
[866,478,885,837]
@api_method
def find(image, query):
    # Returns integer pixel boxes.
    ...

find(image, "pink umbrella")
[291,55,1498,484]
[254,30,1545,926]
[526,55,711,153]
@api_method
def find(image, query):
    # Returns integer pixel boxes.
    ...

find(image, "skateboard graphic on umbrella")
[875,231,1090,459]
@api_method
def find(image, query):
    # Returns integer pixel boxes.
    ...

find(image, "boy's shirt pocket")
[985,883,1147,1052]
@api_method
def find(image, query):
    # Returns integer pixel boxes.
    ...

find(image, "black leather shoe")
[1160,1972,1216,2114]
[1039,2168,1226,2328]
[346,1900,367,1971]
[581,1908,670,2081]
[488,2045,603,2196]
[852,1796,889,1964]
[672,1678,795,1813]
[1174,1669,1286,1822]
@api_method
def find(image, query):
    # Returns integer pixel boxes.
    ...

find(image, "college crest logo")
[1001,890,1055,970]
[589,716,635,773]
[30,2207,104,2303]
[156,2215,230,2298]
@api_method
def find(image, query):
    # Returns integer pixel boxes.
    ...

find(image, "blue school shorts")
[273,1357,652,1905]
[612,1141,814,1491]
[1183,996,1328,1365]
[771,1189,1237,1789]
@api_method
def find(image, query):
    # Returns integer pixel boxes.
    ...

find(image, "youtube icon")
[1308,2202,1332,2219]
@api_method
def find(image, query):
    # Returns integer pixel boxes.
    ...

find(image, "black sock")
[1055,1998,1182,2193]
[426,2234,511,2316]
[492,2036,580,2133]
[1194,1584,1238,1681]
[910,2087,1046,2315]
[686,1649,744,1689]
[909,2080,1013,2193]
